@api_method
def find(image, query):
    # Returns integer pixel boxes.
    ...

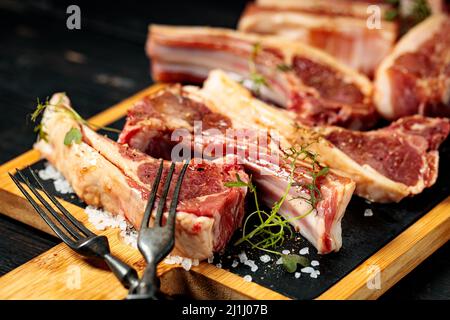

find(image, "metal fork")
[9,168,139,291]
[127,160,189,300]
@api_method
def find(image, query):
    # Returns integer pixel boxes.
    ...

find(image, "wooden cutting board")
[0,85,448,300]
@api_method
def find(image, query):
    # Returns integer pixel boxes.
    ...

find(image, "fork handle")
[126,262,160,299]
[104,254,139,290]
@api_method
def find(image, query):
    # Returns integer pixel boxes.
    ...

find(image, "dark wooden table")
[0,0,448,300]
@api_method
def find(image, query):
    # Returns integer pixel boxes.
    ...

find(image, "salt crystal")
[53,178,74,194]
[310,272,318,279]
[275,257,283,265]
[244,260,258,272]
[181,258,193,271]
[282,250,290,255]
[259,255,271,263]
[238,251,248,263]
[231,260,239,268]
[301,267,314,274]
[364,209,374,217]
[295,272,301,279]
[192,259,199,266]
[311,260,320,267]
[299,247,309,255]
[216,263,222,269]
[38,163,61,180]
[243,275,252,282]
[207,256,214,264]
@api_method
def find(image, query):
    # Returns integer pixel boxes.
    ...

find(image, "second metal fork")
[127,160,189,300]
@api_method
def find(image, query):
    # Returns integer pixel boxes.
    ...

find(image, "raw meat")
[238,3,398,76]
[147,25,377,130]
[119,84,356,254]
[374,14,450,120]
[200,70,449,203]
[34,93,248,260]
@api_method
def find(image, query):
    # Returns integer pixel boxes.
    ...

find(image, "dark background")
[0,0,448,299]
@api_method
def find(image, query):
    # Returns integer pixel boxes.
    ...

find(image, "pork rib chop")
[200,70,449,203]
[34,93,248,260]
[119,85,356,254]
[147,25,377,130]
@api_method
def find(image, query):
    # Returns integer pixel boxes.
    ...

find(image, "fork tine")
[9,172,77,248]
[29,168,95,237]
[15,169,82,240]
[141,160,164,231]
[154,162,175,227]
[165,161,189,229]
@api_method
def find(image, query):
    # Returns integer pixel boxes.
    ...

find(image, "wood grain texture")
[0,84,448,300]
[317,196,450,300]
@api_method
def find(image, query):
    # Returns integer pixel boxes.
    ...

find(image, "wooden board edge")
[316,195,450,300]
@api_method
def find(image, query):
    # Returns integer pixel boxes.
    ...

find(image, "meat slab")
[34,93,248,260]
[147,25,377,130]
[200,70,450,203]
[119,84,356,254]
[375,14,450,120]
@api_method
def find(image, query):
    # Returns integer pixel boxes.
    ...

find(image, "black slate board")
[20,117,450,300]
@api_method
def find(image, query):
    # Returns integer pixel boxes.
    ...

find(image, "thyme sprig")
[30,93,121,144]
[248,42,269,94]
[224,144,329,272]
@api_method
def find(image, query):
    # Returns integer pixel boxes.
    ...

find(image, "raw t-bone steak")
[34,93,248,260]
[199,70,450,203]
[119,84,355,254]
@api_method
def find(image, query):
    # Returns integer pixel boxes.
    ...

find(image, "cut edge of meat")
[238,3,398,75]
[374,14,449,120]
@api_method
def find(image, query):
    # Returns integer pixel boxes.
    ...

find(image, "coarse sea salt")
[275,257,283,265]
[216,263,222,269]
[164,255,199,271]
[299,247,309,255]
[231,260,239,268]
[244,260,258,272]
[300,267,314,274]
[243,275,252,282]
[84,205,137,248]
[364,208,374,217]
[38,163,74,194]
[311,260,320,267]
[294,272,301,279]
[207,256,214,264]
[238,251,248,263]
[182,258,193,271]
[259,255,271,263]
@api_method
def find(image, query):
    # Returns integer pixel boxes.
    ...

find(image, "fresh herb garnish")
[30,93,121,144]
[225,143,328,272]
[410,0,431,23]
[384,0,430,24]
[276,63,293,72]
[63,127,82,145]
[281,254,309,273]
[385,9,398,21]
[247,42,269,94]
